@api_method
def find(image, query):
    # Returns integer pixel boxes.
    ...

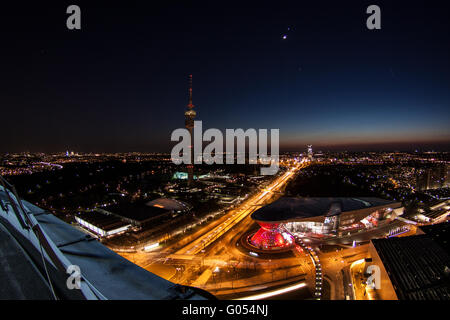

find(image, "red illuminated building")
[250,222,294,250]
[249,197,404,251]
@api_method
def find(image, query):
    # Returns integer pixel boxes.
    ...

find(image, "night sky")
[1,1,449,153]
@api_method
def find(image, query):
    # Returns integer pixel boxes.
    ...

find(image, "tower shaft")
[184,74,196,186]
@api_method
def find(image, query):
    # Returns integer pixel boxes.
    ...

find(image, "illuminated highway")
[118,160,314,299]
[173,160,307,256]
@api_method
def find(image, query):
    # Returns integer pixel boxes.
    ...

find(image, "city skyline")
[1,1,449,153]
[1,1,449,304]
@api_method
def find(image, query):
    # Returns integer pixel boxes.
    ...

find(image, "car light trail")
[235,282,307,300]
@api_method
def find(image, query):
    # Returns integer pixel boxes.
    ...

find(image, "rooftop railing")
[0,175,212,300]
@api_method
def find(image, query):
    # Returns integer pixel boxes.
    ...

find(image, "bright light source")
[144,242,159,251]
[236,282,306,300]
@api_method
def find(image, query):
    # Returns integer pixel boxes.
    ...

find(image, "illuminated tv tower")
[185,74,196,186]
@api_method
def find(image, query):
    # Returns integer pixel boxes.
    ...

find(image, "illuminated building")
[97,198,190,227]
[75,211,131,237]
[184,74,196,186]
[171,171,211,180]
[416,165,448,190]
[250,197,403,250]
[77,198,193,251]
[413,200,450,224]
[172,171,197,180]
[250,222,294,250]
[307,145,313,160]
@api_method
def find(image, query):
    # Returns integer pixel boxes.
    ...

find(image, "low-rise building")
[75,211,131,237]
[368,225,450,300]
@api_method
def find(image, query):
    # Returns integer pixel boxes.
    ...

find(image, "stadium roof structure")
[251,197,398,222]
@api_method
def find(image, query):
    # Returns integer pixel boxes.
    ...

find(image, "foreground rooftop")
[0,179,212,300]
[372,232,450,300]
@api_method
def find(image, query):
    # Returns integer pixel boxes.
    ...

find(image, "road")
[172,161,306,256]
[318,244,369,299]
[117,158,417,300]
[119,160,307,287]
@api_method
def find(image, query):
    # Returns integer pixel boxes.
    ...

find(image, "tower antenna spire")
[188,74,193,108]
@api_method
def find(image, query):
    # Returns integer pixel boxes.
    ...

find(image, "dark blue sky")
[1,1,449,152]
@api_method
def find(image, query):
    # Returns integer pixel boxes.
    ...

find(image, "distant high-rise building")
[307,145,313,160]
[416,165,448,191]
[184,75,196,186]
[445,164,450,188]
